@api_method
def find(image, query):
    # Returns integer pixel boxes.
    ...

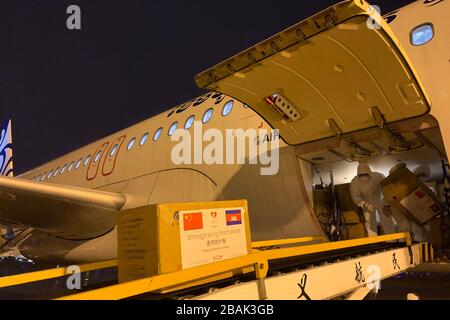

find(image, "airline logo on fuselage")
[170,121,280,176]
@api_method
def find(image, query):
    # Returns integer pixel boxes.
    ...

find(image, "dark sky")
[0,0,415,174]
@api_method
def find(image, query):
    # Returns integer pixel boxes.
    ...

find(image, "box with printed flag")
[117,200,253,291]
[381,165,442,226]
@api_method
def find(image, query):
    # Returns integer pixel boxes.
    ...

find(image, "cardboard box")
[381,166,442,226]
[118,200,252,291]
[346,224,366,239]
[343,210,362,224]
[335,184,361,212]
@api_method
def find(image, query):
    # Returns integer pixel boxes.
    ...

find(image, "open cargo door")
[195,0,431,146]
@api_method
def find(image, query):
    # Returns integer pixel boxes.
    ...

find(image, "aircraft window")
[202,108,213,124]
[109,144,119,157]
[185,116,195,130]
[222,100,234,116]
[411,23,434,46]
[68,162,74,172]
[54,167,60,177]
[127,138,136,150]
[140,133,149,146]
[61,164,67,174]
[168,122,178,136]
[76,158,82,169]
[36,175,40,181]
[84,155,91,166]
[41,173,47,181]
[94,151,103,163]
[153,128,163,141]
[110,144,119,157]
[47,170,53,179]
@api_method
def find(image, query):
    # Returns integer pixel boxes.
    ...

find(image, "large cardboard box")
[335,184,361,212]
[381,166,442,226]
[343,210,362,224]
[346,223,366,239]
[118,200,252,291]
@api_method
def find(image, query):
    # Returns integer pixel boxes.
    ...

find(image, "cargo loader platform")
[0,233,436,300]
[0,200,444,300]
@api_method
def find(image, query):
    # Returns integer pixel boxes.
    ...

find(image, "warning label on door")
[179,207,248,269]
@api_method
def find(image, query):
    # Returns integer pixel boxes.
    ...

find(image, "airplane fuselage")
[11,0,450,262]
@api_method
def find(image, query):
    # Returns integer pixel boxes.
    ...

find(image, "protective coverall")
[350,164,396,237]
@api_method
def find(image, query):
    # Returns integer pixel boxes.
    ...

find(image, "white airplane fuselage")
[13,0,450,263]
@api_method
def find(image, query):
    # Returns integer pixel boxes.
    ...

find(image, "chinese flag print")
[183,212,203,231]
[415,190,426,199]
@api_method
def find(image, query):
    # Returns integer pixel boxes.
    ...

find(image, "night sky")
[0,0,415,174]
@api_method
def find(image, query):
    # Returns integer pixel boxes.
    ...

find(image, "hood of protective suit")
[357,164,372,176]
[414,165,431,180]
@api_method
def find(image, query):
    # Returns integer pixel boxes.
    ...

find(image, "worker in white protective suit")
[415,166,448,260]
[414,165,432,183]
[350,164,396,237]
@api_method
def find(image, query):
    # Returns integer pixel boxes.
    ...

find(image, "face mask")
[359,175,370,183]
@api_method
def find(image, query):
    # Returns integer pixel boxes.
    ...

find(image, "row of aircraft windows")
[31,100,243,182]
[25,25,435,181]
[126,100,234,150]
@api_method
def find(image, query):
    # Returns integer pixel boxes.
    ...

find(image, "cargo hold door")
[195,0,431,146]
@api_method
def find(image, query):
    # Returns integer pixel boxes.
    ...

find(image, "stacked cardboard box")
[336,184,366,239]
[381,166,442,226]
[118,200,252,292]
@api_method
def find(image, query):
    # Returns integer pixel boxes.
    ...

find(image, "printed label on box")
[179,207,248,269]
[400,187,441,224]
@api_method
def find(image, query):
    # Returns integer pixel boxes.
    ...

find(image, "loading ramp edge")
[0,259,117,289]
[0,233,437,300]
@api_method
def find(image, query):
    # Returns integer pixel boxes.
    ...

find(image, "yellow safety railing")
[0,259,117,289]
[252,236,327,249]
[56,233,412,300]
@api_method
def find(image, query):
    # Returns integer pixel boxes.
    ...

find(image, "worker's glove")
[362,201,375,213]
[383,205,393,217]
